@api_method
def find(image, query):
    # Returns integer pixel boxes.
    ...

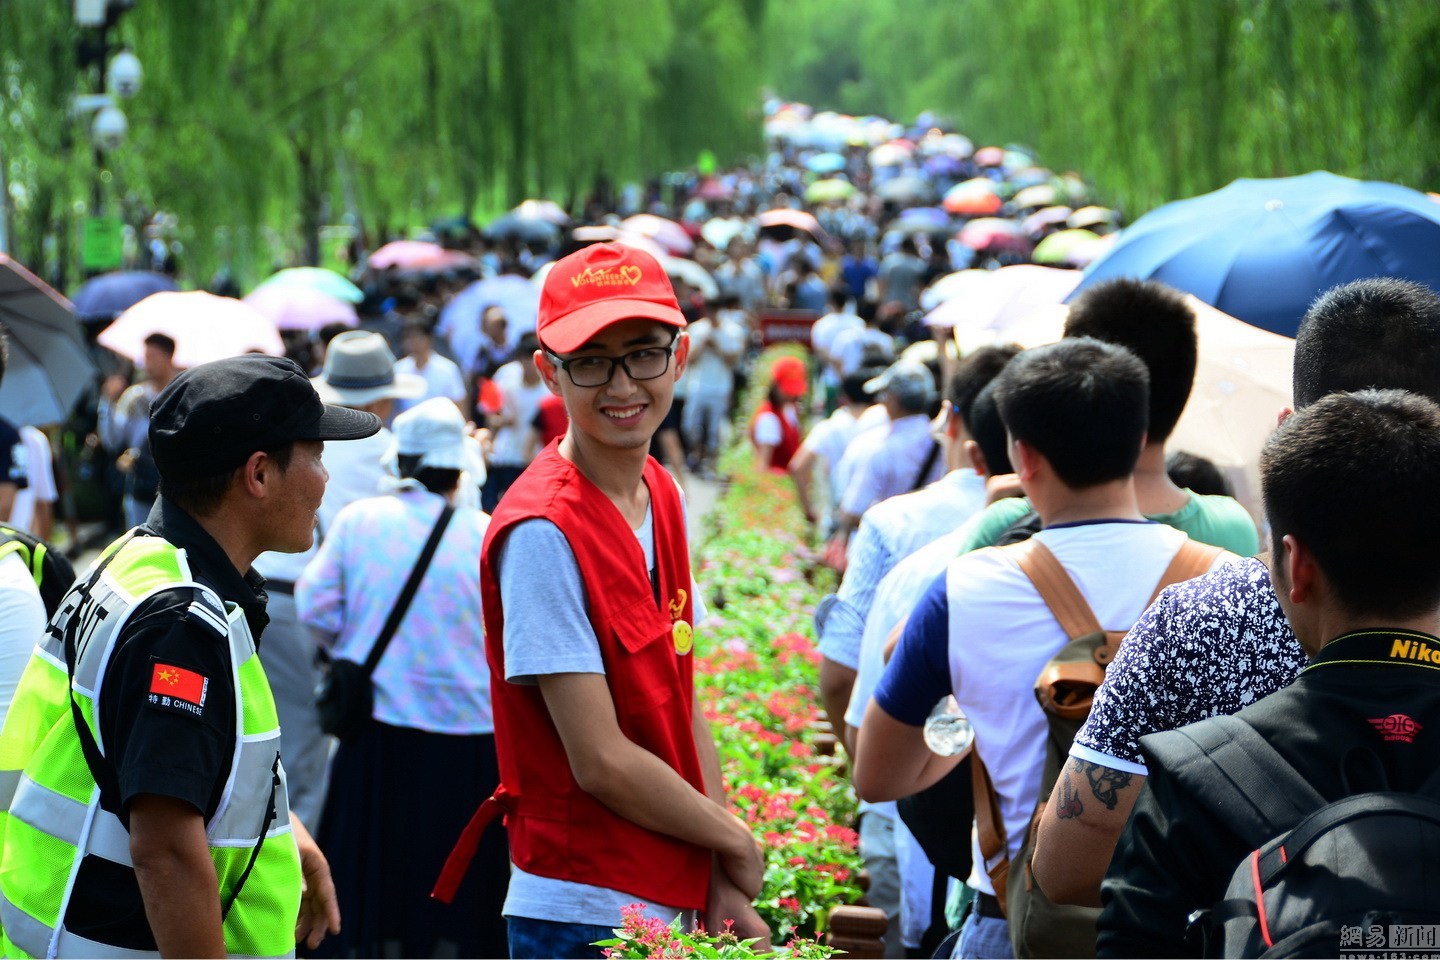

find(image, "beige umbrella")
[965,296,1293,518]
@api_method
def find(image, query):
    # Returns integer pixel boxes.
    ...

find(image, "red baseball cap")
[536,242,686,354]
[771,355,808,398]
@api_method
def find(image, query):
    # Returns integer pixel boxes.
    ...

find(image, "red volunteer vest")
[475,444,709,909]
[751,400,801,472]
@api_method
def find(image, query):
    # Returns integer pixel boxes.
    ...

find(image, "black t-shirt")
[0,417,29,490]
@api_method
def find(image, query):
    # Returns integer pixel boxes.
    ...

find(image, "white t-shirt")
[831,327,894,375]
[685,315,747,397]
[874,521,1234,896]
[810,311,863,360]
[8,427,56,535]
[490,361,550,466]
[395,353,467,411]
[0,551,45,722]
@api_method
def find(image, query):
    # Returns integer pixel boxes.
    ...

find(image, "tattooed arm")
[1031,757,1146,907]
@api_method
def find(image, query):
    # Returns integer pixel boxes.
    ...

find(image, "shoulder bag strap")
[908,439,942,493]
[1003,539,1102,641]
[361,504,455,677]
[1148,539,1224,604]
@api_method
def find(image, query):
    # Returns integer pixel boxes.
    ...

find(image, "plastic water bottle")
[923,696,974,757]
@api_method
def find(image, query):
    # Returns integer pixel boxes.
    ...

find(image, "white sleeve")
[753,411,782,447]
[0,554,44,720]
[22,430,55,501]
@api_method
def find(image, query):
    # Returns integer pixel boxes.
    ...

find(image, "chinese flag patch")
[149,663,208,708]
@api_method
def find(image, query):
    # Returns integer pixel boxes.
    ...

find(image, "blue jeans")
[506,916,615,959]
[954,909,1011,959]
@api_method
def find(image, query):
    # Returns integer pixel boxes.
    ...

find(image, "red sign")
[758,309,820,348]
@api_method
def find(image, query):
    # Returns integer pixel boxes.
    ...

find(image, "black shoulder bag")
[317,504,454,740]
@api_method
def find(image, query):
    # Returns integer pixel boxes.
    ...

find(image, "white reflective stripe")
[0,768,21,812]
[54,927,159,958]
[9,775,88,844]
[33,642,65,673]
[186,600,228,637]
[207,739,279,844]
[85,809,133,866]
[0,889,53,958]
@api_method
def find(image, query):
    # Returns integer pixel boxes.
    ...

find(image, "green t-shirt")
[955,490,1260,557]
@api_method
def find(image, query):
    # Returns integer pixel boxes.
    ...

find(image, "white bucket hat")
[313,330,425,406]
[392,397,469,471]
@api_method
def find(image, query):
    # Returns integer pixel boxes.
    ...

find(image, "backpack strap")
[1139,714,1325,837]
[1004,539,1102,641]
[1149,539,1224,605]
[971,752,1011,915]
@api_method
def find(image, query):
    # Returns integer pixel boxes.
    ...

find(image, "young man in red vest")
[477,243,767,958]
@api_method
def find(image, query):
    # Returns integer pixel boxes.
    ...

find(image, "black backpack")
[1146,715,1440,957]
[0,524,77,619]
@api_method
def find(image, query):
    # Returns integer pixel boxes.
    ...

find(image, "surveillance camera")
[107,51,143,99]
[92,105,128,151]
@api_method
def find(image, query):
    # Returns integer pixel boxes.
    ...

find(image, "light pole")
[72,0,140,274]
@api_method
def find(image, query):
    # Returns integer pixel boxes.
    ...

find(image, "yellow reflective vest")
[0,534,301,958]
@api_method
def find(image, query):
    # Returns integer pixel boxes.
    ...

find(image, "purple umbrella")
[71,271,179,323]
[437,274,541,373]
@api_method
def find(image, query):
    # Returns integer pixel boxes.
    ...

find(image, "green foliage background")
[763,0,1440,216]
[3,0,1438,287]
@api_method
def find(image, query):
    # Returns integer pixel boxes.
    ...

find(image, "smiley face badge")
[672,619,694,656]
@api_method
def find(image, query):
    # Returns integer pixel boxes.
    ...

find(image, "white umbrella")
[975,296,1293,517]
[100,291,283,369]
[661,258,718,299]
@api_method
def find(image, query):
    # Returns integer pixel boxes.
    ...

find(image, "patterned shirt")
[1071,556,1307,773]
[296,485,492,735]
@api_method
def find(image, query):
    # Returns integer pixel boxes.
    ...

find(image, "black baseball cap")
[150,355,382,481]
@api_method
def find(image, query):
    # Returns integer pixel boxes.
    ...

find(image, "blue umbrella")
[70,271,178,324]
[1070,171,1440,336]
[805,152,847,175]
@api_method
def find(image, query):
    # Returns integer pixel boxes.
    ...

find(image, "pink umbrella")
[958,217,1032,253]
[1022,206,1075,237]
[242,284,358,333]
[756,208,824,235]
[620,215,694,256]
[100,291,284,369]
[368,240,473,271]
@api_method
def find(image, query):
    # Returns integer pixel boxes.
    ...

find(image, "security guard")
[0,355,380,958]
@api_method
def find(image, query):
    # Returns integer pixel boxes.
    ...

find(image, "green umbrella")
[1032,229,1101,265]
[255,266,364,304]
[805,178,857,203]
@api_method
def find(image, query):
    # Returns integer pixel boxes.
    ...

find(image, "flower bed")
[691,348,866,944]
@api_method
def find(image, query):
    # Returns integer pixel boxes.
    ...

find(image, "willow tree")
[1,0,764,288]
[765,0,1440,217]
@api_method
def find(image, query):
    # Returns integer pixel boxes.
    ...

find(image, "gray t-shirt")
[495,496,705,926]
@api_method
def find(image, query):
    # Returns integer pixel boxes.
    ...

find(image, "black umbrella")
[0,255,97,426]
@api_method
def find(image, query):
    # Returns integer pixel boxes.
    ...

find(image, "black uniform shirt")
[1099,630,1440,958]
[69,498,269,948]
[98,496,270,821]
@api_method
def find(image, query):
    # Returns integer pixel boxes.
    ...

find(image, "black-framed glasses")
[548,340,677,388]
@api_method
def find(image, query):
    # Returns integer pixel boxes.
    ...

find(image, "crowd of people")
[0,98,1432,960]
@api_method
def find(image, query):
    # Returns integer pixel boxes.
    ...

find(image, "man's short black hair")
[948,344,1023,428]
[968,381,1011,476]
[1165,450,1232,498]
[841,369,877,405]
[402,318,433,340]
[143,332,177,357]
[159,443,294,517]
[397,454,460,495]
[1063,278,1195,444]
[1263,389,1440,618]
[1293,278,1440,408]
[992,337,1149,489]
